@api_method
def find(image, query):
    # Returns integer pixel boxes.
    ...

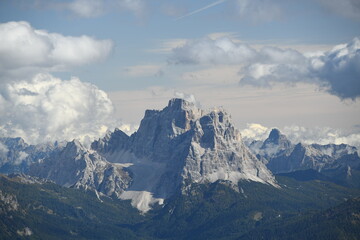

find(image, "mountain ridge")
[91,98,277,211]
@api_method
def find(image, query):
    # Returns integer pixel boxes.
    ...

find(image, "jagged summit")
[247,129,360,176]
[92,98,277,212]
[263,128,292,150]
[248,128,294,161]
[268,128,281,142]
[29,138,131,196]
[167,98,195,109]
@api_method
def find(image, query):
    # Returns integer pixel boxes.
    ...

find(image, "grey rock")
[92,98,277,211]
[250,129,360,174]
[0,137,63,174]
[29,140,132,198]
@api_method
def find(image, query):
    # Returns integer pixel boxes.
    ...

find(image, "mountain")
[92,98,277,211]
[248,128,293,164]
[249,129,360,188]
[28,140,132,199]
[266,142,335,173]
[0,137,62,174]
[1,98,360,239]
[242,197,360,240]
[1,173,359,240]
[250,128,360,173]
[0,174,142,240]
[261,128,293,159]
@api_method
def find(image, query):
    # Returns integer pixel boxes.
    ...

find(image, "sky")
[0,0,360,147]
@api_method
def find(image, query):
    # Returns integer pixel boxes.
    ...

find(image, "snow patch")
[120,191,164,213]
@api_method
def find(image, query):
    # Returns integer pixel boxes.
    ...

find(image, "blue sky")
[0,0,359,146]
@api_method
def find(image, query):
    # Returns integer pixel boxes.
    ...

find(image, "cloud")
[0,142,9,160]
[317,0,360,21]
[161,3,187,17]
[117,0,145,17]
[241,37,360,100]
[174,92,197,104]
[0,21,113,81]
[25,0,146,18]
[123,65,163,77]
[314,38,360,99]
[147,39,187,54]
[169,37,304,65]
[240,123,270,141]
[66,0,146,18]
[67,0,105,17]
[241,123,360,149]
[0,73,118,144]
[118,124,139,135]
[234,0,282,23]
[168,37,257,65]
[169,36,360,100]
[282,125,360,150]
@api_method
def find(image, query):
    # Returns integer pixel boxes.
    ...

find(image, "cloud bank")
[0,21,113,81]
[169,37,360,100]
[0,73,117,144]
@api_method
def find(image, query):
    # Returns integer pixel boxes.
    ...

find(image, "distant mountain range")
[248,128,360,188]
[0,98,360,239]
[1,99,360,211]
[2,98,279,212]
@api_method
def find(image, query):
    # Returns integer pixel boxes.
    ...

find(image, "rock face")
[29,140,132,198]
[2,99,278,213]
[0,137,62,174]
[92,98,277,211]
[249,129,360,174]
[249,129,293,164]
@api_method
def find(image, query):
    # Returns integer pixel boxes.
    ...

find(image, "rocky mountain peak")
[92,98,277,212]
[265,128,291,146]
[2,137,28,149]
[67,139,83,149]
[167,98,193,109]
[254,128,294,160]
[268,128,281,142]
[62,139,87,157]
[91,128,129,155]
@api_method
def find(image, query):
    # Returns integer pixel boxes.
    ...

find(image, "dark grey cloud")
[314,38,360,99]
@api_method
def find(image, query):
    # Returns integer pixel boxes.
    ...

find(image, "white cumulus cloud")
[0,21,113,81]
[240,123,270,141]
[0,73,118,144]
